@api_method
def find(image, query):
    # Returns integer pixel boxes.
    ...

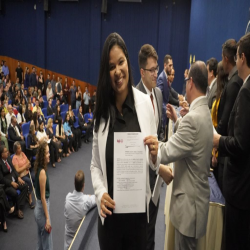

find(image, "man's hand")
[11,181,19,189]
[213,134,221,149]
[178,95,184,101]
[21,135,24,140]
[159,164,174,185]
[144,135,158,164]
[18,177,25,185]
[179,100,188,108]
[166,104,177,123]
[212,155,218,167]
[180,107,189,117]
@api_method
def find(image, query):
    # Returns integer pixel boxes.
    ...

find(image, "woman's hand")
[100,193,115,218]
[144,135,158,164]
[45,218,51,233]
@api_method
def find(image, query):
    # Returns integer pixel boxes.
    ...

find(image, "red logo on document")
[117,139,123,143]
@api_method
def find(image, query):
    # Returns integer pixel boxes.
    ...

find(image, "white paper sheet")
[113,132,146,214]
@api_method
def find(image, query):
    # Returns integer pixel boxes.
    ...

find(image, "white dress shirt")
[142,81,159,130]
[64,190,96,250]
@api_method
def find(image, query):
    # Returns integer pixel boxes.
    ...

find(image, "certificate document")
[113,132,146,214]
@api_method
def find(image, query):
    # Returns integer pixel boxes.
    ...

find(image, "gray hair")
[13,141,21,154]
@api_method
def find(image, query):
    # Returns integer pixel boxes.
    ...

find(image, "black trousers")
[147,198,160,250]
[98,212,147,250]
[72,127,81,149]
[58,137,68,154]
[80,124,91,140]
[71,99,76,110]
[0,187,10,223]
[224,201,250,250]
[84,104,89,114]
[4,183,28,210]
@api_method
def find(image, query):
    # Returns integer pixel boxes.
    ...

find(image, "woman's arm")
[12,157,27,173]
[39,169,51,231]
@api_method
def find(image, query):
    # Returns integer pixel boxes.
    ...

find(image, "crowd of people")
[1,30,250,250]
[0,60,96,237]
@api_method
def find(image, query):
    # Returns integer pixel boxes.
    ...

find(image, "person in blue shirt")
[29,67,37,88]
[83,87,90,114]
[63,112,75,154]
[2,62,9,77]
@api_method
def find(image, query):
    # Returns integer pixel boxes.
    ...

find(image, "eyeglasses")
[143,65,159,75]
[185,77,190,82]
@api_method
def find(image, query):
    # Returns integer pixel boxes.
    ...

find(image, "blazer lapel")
[98,118,109,189]
[153,88,161,135]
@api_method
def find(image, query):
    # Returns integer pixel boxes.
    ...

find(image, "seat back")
[42,108,47,117]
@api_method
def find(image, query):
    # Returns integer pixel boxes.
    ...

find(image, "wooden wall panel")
[0,56,97,96]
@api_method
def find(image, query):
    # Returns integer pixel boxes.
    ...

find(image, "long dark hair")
[215,61,227,101]
[32,111,38,130]
[34,141,48,175]
[94,33,134,133]
[18,104,25,123]
[29,124,38,144]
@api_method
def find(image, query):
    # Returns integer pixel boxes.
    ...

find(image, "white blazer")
[90,87,160,225]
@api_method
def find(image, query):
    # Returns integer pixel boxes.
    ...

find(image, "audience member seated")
[27,125,39,156]
[6,105,16,128]
[24,103,33,123]
[32,86,38,99]
[3,100,8,115]
[0,108,9,150]
[37,121,56,168]
[47,98,54,116]
[30,111,39,131]
[16,104,26,126]
[37,110,45,125]
[54,105,62,124]
[78,106,91,144]
[46,118,62,164]
[0,186,14,232]
[46,82,53,101]
[0,146,28,219]
[63,113,75,154]
[68,105,81,150]
[32,99,44,117]
[64,170,96,249]
[8,116,26,152]
[56,120,69,157]
[12,142,35,209]
[38,96,44,109]
[54,99,61,114]
[57,90,67,105]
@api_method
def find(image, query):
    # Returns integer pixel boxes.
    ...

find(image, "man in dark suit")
[136,44,164,250]
[0,146,28,219]
[157,55,173,134]
[8,116,26,152]
[213,33,250,250]
[206,58,218,110]
[215,39,243,191]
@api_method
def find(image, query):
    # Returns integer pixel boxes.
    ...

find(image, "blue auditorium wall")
[188,0,250,64]
[0,0,191,93]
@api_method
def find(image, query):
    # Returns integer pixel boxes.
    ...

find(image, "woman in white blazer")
[90,33,160,250]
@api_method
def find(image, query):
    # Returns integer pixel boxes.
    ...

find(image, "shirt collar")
[228,65,237,80]
[243,74,250,85]
[189,96,206,111]
[209,78,217,90]
[73,190,83,196]
[141,79,153,96]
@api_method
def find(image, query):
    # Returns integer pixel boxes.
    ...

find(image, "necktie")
[5,161,11,173]
[150,94,155,114]
[14,126,19,136]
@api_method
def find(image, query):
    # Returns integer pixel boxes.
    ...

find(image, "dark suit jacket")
[219,76,250,209]
[217,70,242,136]
[47,105,54,116]
[8,124,22,141]
[0,157,19,187]
[169,86,179,106]
[207,80,217,110]
[78,112,85,127]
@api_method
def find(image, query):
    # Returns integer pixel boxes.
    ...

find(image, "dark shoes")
[29,201,35,209]
[17,210,24,219]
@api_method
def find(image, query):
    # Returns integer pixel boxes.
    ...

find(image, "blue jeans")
[34,199,53,250]
[76,100,81,110]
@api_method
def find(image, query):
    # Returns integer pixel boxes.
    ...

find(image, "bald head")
[189,61,208,94]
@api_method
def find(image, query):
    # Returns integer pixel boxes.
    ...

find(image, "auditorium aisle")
[0,140,166,249]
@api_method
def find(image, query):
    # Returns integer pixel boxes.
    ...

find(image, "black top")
[219,76,250,209]
[15,67,23,82]
[27,134,37,148]
[46,128,54,139]
[105,92,141,199]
